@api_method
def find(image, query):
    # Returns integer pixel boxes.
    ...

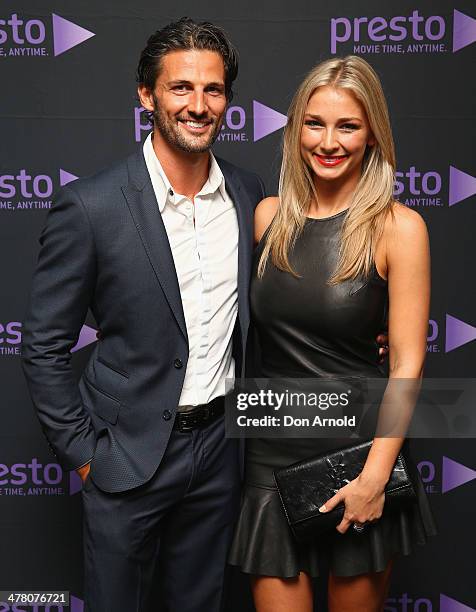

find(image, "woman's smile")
[313,153,349,167]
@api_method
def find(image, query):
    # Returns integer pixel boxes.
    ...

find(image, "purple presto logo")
[0,168,78,212]
[252,101,287,141]
[442,456,476,494]
[445,314,476,353]
[418,456,476,494]
[70,597,84,612]
[134,100,287,143]
[396,165,476,208]
[0,322,21,356]
[427,319,440,353]
[440,594,476,612]
[385,593,475,611]
[0,13,94,58]
[426,315,476,355]
[0,458,86,496]
[71,324,98,353]
[453,9,476,52]
[330,9,476,55]
[1,321,96,358]
[449,166,476,206]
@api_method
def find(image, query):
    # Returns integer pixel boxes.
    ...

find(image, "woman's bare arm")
[254,196,279,245]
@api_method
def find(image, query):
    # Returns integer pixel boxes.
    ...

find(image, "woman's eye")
[304,120,323,128]
[340,124,358,131]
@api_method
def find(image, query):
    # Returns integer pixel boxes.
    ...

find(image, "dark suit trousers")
[81,415,241,612]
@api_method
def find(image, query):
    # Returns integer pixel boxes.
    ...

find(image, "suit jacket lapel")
[121,151,188,342]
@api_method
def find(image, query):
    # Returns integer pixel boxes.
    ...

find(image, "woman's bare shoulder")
[254,196,279,244]
[383,201,429,262]
[385,201,428,239]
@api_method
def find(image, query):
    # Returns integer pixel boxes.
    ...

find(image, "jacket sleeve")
[21,185,97,471]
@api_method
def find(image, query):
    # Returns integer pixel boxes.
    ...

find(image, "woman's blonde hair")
[258,55,396,283]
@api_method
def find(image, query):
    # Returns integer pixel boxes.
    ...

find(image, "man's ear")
[138,85,154,112]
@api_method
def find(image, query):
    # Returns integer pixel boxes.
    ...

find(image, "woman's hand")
[319,473,386,534]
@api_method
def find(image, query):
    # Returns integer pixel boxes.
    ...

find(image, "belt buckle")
[201,406,210,421]
[177,414,194,433]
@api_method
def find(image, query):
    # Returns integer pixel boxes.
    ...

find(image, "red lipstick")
[314,154,348,167]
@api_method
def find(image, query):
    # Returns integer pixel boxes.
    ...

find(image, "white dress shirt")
[143,133,239,410]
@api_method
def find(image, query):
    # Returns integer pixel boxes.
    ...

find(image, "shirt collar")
[198,154,227,202]
[143,132,226,213]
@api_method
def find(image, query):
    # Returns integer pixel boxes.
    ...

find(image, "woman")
[229,56,436,611]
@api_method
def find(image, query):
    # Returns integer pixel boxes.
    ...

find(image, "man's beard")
[152,95,222,154]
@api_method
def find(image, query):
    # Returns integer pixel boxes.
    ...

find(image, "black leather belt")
[174,396,225,432]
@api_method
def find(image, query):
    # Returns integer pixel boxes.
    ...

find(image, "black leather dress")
[229,210,436,578]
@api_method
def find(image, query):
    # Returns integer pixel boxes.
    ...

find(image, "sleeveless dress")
[228,210,436,578]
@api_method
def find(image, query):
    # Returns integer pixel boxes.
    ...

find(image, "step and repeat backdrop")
[1,0,476,610]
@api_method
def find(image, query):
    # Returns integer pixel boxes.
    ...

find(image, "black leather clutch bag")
[273,440,416,541]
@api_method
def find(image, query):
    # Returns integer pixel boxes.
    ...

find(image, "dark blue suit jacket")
[21,148,265,493]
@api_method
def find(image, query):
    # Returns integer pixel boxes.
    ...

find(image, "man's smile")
[178,118,214,134]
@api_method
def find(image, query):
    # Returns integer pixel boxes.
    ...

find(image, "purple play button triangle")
[449,166,476,206]
[71,324,98,353]
[453,9,476,53]
[440,593,475,612]
[253,100,287,142]
[59,169,79,186]
[445,314,476,352]
[442,456,476,494]
[69,470,83,495]
[52,13,95,57]
[70,596,84,612]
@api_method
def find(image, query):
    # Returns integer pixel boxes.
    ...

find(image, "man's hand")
[77,462,91,484]
[376,333,389,364]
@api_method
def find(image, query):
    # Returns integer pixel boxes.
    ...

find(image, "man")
[21,18,264,612]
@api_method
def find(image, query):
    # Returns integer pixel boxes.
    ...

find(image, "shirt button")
[174,358,183,369]
[169,188,174,196]
[163,409,172,421]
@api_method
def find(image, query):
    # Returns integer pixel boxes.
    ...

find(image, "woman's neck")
[308,173,360,219]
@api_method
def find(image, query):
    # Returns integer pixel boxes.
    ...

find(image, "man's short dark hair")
[136,17,239,102]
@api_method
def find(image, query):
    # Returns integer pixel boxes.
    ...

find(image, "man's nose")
[188,90,207,116]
